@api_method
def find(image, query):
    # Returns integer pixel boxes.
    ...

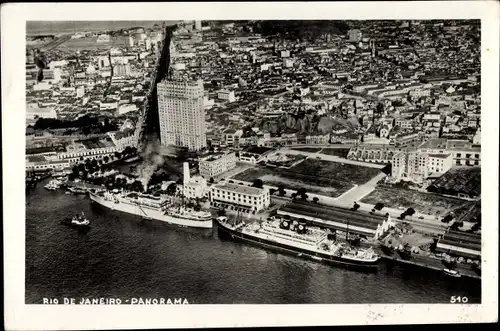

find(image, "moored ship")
[89,189,213,228]
[216,216,380,270]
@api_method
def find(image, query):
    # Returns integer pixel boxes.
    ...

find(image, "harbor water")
[26,182,481,304]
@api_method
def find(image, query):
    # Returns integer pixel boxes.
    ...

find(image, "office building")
[157,78,207,151]
[198,151,237,179]
[217,90,236,103]
[210,182,270,213]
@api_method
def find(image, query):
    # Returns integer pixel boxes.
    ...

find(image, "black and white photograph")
[2,1,498,329]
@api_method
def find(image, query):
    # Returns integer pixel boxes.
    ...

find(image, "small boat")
[61,212,91,227]
[44,184,57,191]
[67,186,87,195]
[44,180,61,191]
[443,268,461,278]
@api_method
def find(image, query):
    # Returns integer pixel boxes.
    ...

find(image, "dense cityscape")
[25,20,481,304]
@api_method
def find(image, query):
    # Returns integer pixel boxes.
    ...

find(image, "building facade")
[198,151,237,179]
[182,162,208,199]
[210,182,270,213]
[157,79,207,151]
[391,150,453,181]
[217,90,236,103]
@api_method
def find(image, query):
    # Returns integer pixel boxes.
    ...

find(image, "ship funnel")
[183,162,190,184]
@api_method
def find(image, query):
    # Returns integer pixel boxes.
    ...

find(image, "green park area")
[233,159,381,198]
[319,148,351,158]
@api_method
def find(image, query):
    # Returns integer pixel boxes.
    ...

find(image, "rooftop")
[418,138,448,150]
[428,167,481,197]
[428,153,451,159]
[446,139,474,150]
[244,146,273,155]
[214,182,266,196]
[27,155,47,163]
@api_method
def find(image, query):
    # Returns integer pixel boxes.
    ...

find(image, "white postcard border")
[2,1,498,329]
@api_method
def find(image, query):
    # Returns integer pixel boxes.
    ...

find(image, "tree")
[313,197,319,204]
[166,183,177,195]
[209,177,214,184]
[441,215,454,223]
[450,221,464,231]
[470,222,481,232]
[406,207,416,216]
[278,185,286,196]
[374,202,384,211]
[103,156,109,163]
[269,188,277,195]
[252,179,264,188]
[296,187,307,200]
[352,202,360,211]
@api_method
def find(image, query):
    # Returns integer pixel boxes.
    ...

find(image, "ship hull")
[90,192,213,229]
[216,219,378,271]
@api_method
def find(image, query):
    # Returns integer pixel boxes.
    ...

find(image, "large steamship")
[216,216,380,269]
[89,189,213,228]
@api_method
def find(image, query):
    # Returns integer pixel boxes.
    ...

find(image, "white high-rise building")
[128,36,134,47]
[157,78,207,151]
[195,20,202,31]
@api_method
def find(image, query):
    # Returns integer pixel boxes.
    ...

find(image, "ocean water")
[26,21,178,36]
[25,181,481,304]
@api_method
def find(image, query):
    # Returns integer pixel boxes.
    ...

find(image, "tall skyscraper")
[157,78,207,151]
[195,20,202,31]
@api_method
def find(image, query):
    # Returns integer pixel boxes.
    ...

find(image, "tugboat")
[61,212,91,227]
[443,268,461,278]
[44,180,59,191]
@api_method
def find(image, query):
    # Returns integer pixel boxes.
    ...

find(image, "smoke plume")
[135,140,165,191]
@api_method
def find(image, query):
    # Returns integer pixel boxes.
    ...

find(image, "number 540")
[450,296,468,303]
